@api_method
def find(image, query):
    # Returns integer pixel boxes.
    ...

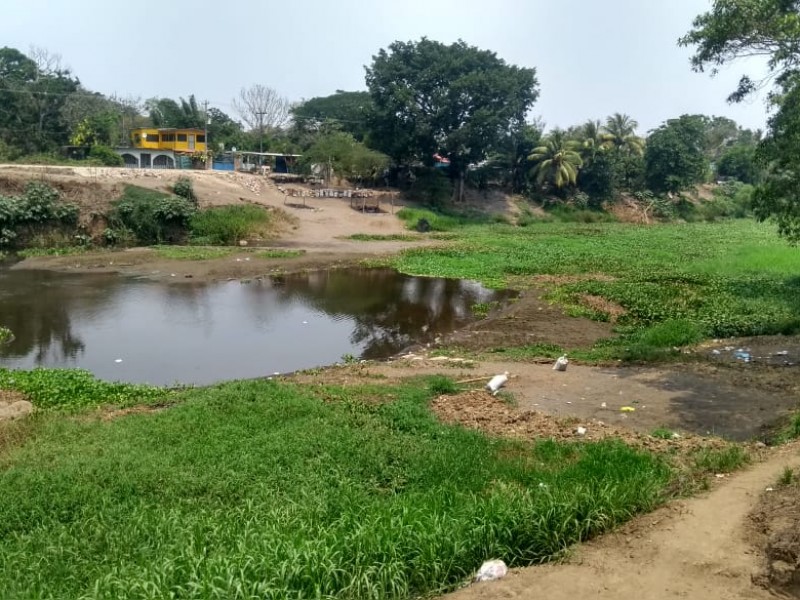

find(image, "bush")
[109,186,196,245]
[189,205,272,245]
[408,169,452,208]
[172,176,196,203]
[0,182,79,248]
[88,145,124,167]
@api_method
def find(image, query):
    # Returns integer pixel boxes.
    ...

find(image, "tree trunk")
[451,168,466,203]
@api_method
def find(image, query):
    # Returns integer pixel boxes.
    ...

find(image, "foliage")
[0,327,12,344]
[366,38,538,198]
[153,246,239,261]
[291,91,374,143]
[645,115,710,192]
[108,186,196,245]
[0,375,671,598]
[691,446,749,474]
[0,181,78,248]
[396,207,492,232]
[172,176,197,203]
[0,367,167,411]
[408,168,452,207]
[529,130,583,191]
[716,143,759,183]
[88,144,124,166]
[681,0,800,241]
[16,246,92,257]
[601,113,644,156]
[146,95,204,129]
[299,130,389,183]
[650,427,677,440]
[188,205,272,245]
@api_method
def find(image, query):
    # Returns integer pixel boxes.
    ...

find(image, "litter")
[302,321,308,325]
[576,426,587,436]
[114,359,123,363]
[671,432,681,439]
[475,560,508,582]
[733,350,751,363]
[711,349,721,355]
[775,350,789,356]
[620,406,636,412]
[600,402,607,408]
[486,372,509,395]
[766,487,774,492]
[715,474,725,479]
[553,355,569,371]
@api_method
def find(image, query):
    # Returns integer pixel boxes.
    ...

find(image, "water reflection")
[0,267,511,385]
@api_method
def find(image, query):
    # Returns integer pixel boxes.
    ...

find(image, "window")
[161,134,176,142]
[177,134,187,142]
[197,135,206,143]
[146,133,159,142]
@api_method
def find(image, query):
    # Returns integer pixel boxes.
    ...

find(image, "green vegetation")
[0,327,12,344]
[0,181,79,248]
[650,427,678,440]
[109,185,196,245]
[16,245,92,258]
[0,368,167,411]
[390,219,800,357]
[255,248,304,259]
[153,246,239,261]
[779,467,794,486]
[172,176,197,204]
[348,233,420,241]
[691,446,749,474]
[0,372,672,598]
[189,205,273,245]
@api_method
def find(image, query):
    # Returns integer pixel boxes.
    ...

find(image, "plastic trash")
[775,350,789,356]
[114,359,123,363]
[733,350,751,363]
[475,559,508,582]
[620,406,636,412]
[600,402,607,408]
[711,349,721,355]
[576,426,587,436]
[553,355,569,371]
[486,372,509,395]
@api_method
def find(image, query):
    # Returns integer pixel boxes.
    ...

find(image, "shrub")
[189,205,272,245]
[172,176,196,203]
[88,145,124,167]
[408,169,452,207]
[0,182,79,248]
[109,185,196,245]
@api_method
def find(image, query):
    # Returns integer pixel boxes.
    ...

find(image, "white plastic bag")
[553,355,569,371]
[475,559,508,582]
[485,371,509,394]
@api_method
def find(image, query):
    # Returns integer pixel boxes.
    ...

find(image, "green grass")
[650,427,677,440]
[0,368,169,411]
[396,207,493,232]
[348,233,421,241]
[16,246,93,258]
[189,205,273,245]
[153,246,239,260]
[255,248,304,259]
[691,446,749,474]
[0,371,672,599]
[389,220,800,357]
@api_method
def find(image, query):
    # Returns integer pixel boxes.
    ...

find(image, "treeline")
[0,42,763,206]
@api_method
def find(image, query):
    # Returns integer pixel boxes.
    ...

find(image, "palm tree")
[528,130,583,190]
[601,113,644,156]
[579,119,605,161]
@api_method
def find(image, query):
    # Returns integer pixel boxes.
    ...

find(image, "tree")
[645,115,709,193]
[681,0,800,241]
[717,143,759,183]
[291,91,373,142]
[366,38,539,201]
[528,130,583,191]
[146,95,204,129]
[232,85,290,152]
[205,107,245,152]
[299,131,389,184]
[601,113,644,156]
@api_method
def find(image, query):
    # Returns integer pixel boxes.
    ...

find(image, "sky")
[0,0,771,134]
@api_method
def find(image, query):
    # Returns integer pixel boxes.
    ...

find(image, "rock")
[0,400,33,420]
[475,559,508,582]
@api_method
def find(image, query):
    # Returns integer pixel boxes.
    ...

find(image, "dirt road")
[446,442,800,600]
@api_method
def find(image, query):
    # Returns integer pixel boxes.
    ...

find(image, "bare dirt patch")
[751,479,800,597]
[0,390,33,421]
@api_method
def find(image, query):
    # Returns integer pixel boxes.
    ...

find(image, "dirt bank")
[444,441,800,600]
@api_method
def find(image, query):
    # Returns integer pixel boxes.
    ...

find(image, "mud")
[751,478,800,597]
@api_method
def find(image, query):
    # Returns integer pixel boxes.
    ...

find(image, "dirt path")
[446,442,800,600]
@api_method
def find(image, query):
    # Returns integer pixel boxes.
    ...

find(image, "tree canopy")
[645,115,709,193]
[365,38,538,199]
[291,91,373,142]
[682,0,800,240]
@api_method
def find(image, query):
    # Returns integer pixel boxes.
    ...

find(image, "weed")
[15,246,92,258]
[340,353,357,364]
[427,374,459,395]
[348,233,420,241]
[779,467,794,486]
[153,246,238,261]
[691,446,749,474]
[189,205,273,245]
[0,326,12,344]
[255,248,304,259]
[172,176,196,204]
[0,377,671,598]
[471,301,499,318]
[650,427,677,440]
[109,186,195,245]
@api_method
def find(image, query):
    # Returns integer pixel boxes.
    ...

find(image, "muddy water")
[0,267,511,385]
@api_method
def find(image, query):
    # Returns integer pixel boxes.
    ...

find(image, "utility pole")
[256,111,267,155]
[203,100,210,169]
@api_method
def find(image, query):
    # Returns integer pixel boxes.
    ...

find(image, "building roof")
[131,127,205,133]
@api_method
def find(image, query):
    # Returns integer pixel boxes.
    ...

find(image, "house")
[116,128,207,169]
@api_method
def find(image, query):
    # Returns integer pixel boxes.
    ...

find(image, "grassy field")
[0,371,676,599]
[387,216,800,358]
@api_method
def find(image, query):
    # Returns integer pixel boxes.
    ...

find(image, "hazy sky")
[1,0,770,134]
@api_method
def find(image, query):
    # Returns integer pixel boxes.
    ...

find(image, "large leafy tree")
[291,91,373,142]
[645,115,709,193]
[528,130,583,191]
[681,0,800,240]
[366,38,538,201]
[146,95,204,129]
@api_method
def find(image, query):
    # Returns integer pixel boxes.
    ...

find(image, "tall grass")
[0,375,671,598]
[189,205,273,245]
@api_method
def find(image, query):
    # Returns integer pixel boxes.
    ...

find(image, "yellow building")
[131,128,207,153]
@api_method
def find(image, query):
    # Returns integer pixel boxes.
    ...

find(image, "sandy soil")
[443,441,800,600]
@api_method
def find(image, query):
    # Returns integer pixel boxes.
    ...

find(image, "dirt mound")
[0,390,33,421]
[751,479,800,597]
[431,389,730,455]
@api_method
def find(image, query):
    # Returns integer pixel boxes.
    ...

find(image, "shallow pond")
[0,267,511,385]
